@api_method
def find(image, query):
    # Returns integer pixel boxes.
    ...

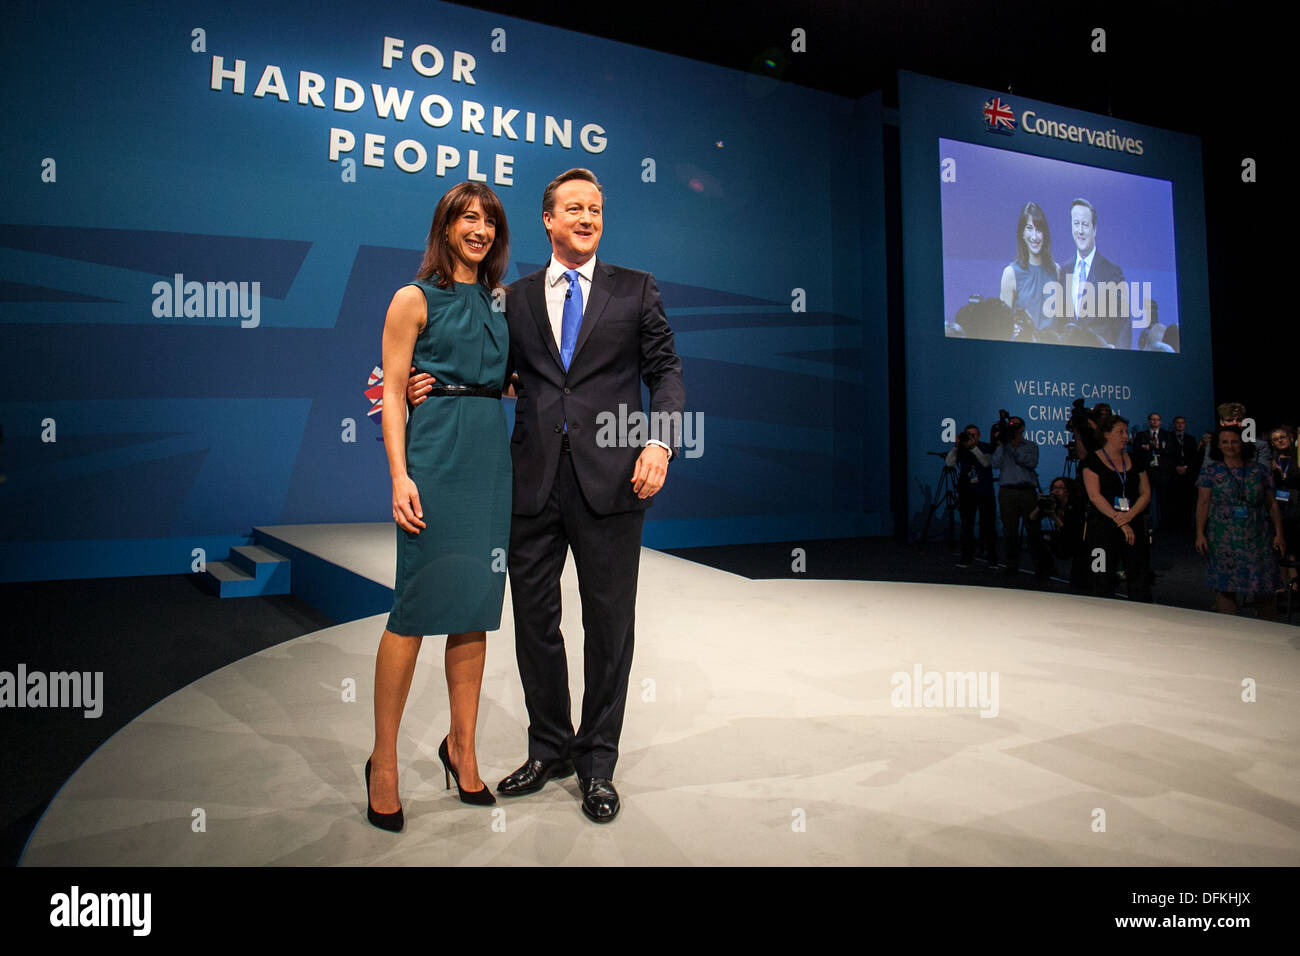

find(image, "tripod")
[919,452,959,547]
[1061,445,1079,480]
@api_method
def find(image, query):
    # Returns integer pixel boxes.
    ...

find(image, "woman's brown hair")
[415,182,510,291]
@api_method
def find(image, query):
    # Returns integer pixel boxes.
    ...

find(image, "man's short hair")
[1069,197,1097,228]
[542,168,604,217]
[1217,401,1247,423]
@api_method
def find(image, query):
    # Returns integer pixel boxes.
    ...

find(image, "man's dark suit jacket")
[504,257,685,516]
[1132,428,1174,479]
[1062,251,1128,348]
[1170,431,1199,476]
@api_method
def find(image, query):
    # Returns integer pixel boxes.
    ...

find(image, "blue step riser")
[203,560,291,598]
[228,550,288,580]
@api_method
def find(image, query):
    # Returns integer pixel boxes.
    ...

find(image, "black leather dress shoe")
[497,757,575,796]
[579,777,619,823]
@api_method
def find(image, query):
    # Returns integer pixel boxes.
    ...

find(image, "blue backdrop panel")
[0,1,887,581]
[898,71,1213,535]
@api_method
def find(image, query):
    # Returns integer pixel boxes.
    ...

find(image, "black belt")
[425,384,500,399]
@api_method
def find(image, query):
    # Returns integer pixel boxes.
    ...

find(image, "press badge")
[1233,505,1248,520]
[1277,489,1291,503]
[1113,496,1130,511]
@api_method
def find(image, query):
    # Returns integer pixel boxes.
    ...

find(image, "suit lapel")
[524,269,564,372]
[572,258,614,367]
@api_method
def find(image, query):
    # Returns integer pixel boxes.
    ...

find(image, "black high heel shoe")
[438,736,496,805]
[364,758,404,832]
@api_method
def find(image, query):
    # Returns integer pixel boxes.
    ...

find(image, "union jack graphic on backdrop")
[365,364,384,440]
[983,96,1016,135]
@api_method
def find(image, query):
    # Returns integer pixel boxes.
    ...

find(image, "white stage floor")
[21,525,1300,865]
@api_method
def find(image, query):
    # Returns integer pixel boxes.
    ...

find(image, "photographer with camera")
[991,412,1046,578]
[1030,476,1088,589]
[1066,399,1112,459]
[946,423,997,567]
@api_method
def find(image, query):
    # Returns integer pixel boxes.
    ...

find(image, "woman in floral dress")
[1195,425,1286,616]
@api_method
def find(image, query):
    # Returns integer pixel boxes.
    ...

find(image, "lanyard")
[1100,448,1127,496]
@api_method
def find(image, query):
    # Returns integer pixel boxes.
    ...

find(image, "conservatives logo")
[982,96,1016,135]
[982,94,1145,156]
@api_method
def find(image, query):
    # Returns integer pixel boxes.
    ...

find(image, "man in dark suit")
[1132,412,1173,532]
[412,169,684,822]
[1061,198,1129,348]
[1166,415,1199,534]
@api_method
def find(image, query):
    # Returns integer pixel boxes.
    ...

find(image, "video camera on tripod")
[989,409,1025,445]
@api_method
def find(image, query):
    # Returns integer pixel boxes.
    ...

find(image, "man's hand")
[631,445,670,499]
[1176,465,1187,475]
[407,366,436,406]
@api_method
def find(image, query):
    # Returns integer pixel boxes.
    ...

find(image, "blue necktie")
[560,269,583,371]
[1075,258,1088,317]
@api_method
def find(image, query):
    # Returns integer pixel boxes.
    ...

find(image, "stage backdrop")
[0,0,888,581]
[898,71,1214,536]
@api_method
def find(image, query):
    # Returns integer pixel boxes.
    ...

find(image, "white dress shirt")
[544,254,595,349]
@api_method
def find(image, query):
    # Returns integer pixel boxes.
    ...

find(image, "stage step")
[202,545,291,598]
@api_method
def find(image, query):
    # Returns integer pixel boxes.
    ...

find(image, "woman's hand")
[1275,531,1287,554]
[1195,532,1209,555]
[1112,510,1132,528]
[393,475,426,534]
[1121,524,1135,546]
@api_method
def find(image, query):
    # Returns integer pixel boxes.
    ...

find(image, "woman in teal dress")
[1195,425,1286,617]
[1000,201,1061,338]
[365,182,512,830]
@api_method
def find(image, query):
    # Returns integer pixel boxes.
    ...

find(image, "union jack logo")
[365,364,384,439]
[983,97,1016,134]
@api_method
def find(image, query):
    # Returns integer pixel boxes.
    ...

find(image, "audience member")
[1081,414,1153,601]
[1195,425,1285,617]
[946,424,997,568]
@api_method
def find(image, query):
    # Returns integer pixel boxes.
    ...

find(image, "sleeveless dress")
[1010,261,1056,331]
[386,278,512,636]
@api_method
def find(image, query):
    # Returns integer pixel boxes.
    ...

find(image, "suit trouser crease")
[508,448,643,779]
